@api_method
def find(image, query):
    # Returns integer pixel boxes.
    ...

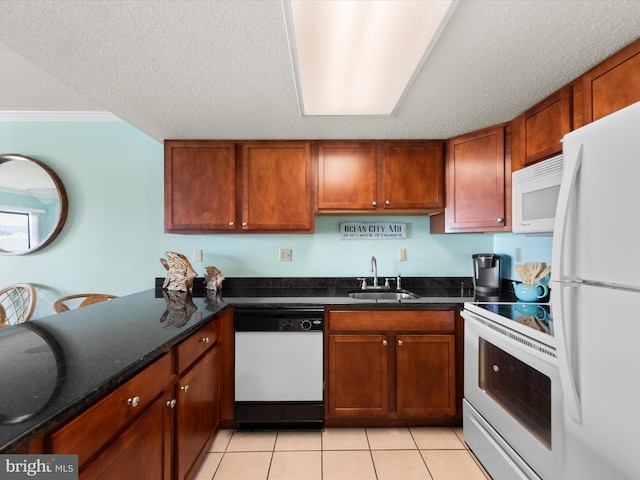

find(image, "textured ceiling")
[0,0,638,143]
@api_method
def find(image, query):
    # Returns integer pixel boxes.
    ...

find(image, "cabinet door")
[317,142,378,211]
[433,126,507,232]
[176,344,220,480]
[164,141,237,232]
[382,141,444,210]
[328,334,388,417]
[396,334,456,418]
[48,354,172,470]
[582,39,640,123]
[79,391,173,480]
[241,142,313,232]
[519,88,571,167]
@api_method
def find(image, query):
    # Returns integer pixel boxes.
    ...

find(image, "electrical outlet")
[193,249,203,262]
[515,247,523,263]
[279,248,292,262]
[398,248,407,261]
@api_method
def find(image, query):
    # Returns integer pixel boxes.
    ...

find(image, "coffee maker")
[472,253,502,294]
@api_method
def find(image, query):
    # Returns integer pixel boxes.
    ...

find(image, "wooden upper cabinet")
[581,38,640,125]
[164,141,236,233]
[382,141,444,210]
[518,87,572,167]
[317,140,444,214]
[317,142,378,211]
[241,141,314,232]
[164,140,314,233]
[431,125,509,233]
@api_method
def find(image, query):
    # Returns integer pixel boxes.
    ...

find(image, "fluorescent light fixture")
[283,0,456,116]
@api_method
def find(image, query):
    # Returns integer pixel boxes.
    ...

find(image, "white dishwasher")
[234,306,324,430]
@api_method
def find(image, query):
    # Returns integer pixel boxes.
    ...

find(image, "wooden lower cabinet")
[46,318,223,480]
[80,391,174,480]
[326,309,458,425]
[328,334,389,417]
[175,343,220,480]
[48,354,173,475]
[395,334,456,418]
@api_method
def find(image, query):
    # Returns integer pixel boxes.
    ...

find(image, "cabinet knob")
[242,222,247,226]
[397,340,404,346]
[181,385,190,393]
[497,217,504,223]
[492,365,500,372]
[166,399,176,408]
[372,201,377,207]
[201,336,210,344]
[127,396,140,408]
[385,200,391,205]
[229,222,235,226]
[382,339,388,346]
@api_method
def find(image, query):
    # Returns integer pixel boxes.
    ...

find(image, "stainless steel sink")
[348,290,420,300]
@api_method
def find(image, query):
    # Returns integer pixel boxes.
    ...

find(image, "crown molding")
[0,111,122,121]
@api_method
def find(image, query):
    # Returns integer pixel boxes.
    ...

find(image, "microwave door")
[521,182,560,225]
[512,155,563,234]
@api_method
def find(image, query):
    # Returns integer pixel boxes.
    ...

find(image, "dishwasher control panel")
[234,307,324,332]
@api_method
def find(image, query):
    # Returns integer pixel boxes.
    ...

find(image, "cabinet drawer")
[176,320,220,374]
[48,353,172,468]
[329,310,454,333]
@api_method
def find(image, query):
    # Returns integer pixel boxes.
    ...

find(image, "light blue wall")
[494,232,553,282]
[1,120,551,318]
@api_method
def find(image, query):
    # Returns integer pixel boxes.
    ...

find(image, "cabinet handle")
[201,336,210,344]
[127,396,140,408]
[382,339,388,346]
[181,385,190,393]
[229,222,234,226]
[385,200,391,205]
[497,217,504,223]
[372,201,377,207]
[242,222,247,226]
[397,340,404,346]
[166,399,176,408]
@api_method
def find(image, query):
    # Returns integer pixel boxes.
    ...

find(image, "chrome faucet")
[371,256,378,287]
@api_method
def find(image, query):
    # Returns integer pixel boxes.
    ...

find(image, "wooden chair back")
[0,283,37,327]
[53,294,118,313]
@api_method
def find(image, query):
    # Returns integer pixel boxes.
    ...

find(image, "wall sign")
[340,222,406,240]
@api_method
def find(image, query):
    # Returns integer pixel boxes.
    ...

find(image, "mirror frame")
[0,154,68,255]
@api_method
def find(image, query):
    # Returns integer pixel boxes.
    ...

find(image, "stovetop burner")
[475,302,553,336]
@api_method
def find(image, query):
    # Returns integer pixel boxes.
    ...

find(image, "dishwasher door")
[235,330,323,402]
[234,307,324,429]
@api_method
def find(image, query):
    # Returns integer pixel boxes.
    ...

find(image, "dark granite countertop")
[0,289,226,453]
[1,276,515,453]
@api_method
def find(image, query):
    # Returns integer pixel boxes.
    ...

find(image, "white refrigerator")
[552,100,640,479]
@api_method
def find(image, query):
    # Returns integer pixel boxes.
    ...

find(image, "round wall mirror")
[0,154,68,255]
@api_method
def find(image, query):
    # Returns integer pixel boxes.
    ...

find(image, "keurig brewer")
[472,253,501,293]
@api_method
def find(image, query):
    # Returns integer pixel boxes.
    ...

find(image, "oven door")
[463,309,564,480]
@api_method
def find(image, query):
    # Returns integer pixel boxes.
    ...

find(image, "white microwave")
[512,154,563,233]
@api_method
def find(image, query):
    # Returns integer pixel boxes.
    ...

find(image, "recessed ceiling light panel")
[283,0,455,116]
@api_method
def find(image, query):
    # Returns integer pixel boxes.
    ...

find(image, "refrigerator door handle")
[552,144,583,283]
[555,282,583,424]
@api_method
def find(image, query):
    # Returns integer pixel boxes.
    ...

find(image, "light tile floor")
[193,427,492,480]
